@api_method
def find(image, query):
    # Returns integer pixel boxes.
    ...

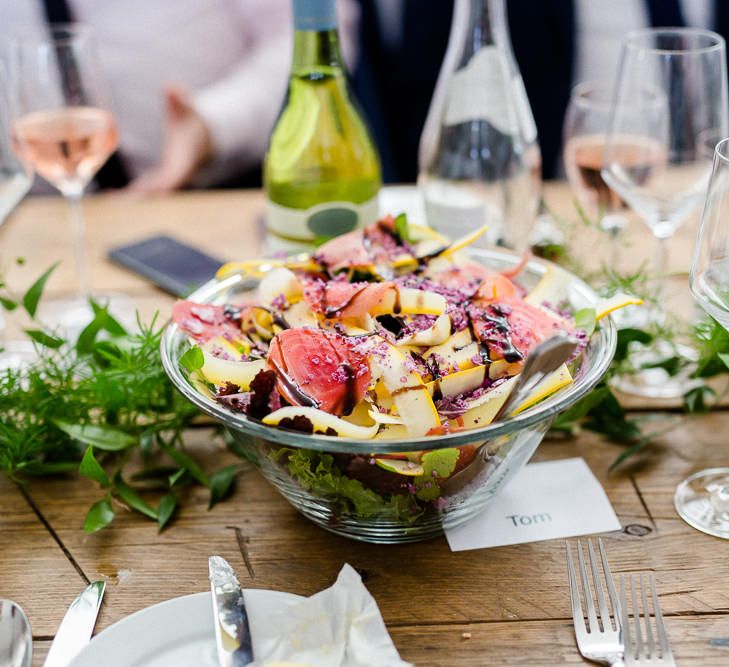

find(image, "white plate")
[70,590,297,667]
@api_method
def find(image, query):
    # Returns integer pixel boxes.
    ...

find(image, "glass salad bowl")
[161,248,616,543]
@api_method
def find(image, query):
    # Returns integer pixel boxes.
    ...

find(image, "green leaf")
[160,443,209,486]
[609,441,649,471]
[89,300,127,336]
[180,345,204,373]
[718,352,729,371]
[683,385,715,414]
[208,464,240,509]
[83,498,115,532]
[0,296,18,311]
[614,328,652,362]
[641,355,686,376]
[76,302,128,355]
[394,212,411,243]
[25,329,64,349]
[54,420,135,451]
[416,449,459,501]
[551,385,611,433]
[168,468,188,487]
[20,461,78,475]
[157,493,177,531]
[79,447,110,488]
[139,430,155,457]
[22,262,59,318]
[574,308,596,337]
[113,472,158,520]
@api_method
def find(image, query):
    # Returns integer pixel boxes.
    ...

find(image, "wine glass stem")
[653,234,669,322]
[67,192,89,299]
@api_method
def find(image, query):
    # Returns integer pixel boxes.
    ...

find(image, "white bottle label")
[443,46,517,135]
[266,197,379,240]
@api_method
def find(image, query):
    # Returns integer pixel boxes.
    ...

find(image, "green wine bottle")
[264,0,381,244]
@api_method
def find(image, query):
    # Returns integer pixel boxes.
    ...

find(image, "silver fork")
[566,538,625,666]
[620,573,676,666]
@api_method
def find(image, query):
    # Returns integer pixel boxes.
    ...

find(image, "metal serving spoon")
[0,599,32,667]
[492,332,580,423]
[440,333,580,498]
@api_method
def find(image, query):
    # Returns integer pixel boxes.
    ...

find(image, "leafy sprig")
[0,266,242,532]
[539,204,729,469]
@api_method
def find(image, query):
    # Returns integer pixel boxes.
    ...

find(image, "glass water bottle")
[418,0,541,250]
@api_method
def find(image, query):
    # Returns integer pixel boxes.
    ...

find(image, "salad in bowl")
[162,216,636,542]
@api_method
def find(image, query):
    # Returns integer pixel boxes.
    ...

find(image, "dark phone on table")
[108,235,224,297]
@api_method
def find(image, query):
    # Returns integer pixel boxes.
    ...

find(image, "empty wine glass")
[10,24,124,332]
[563,81,629,265]
[602,28,729,398]
[679,136,729,538]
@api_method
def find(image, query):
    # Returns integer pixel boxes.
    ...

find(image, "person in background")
[353,0,729,182]
[0,1,357,193]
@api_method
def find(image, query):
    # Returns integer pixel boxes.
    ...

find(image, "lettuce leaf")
[277,448,423,521]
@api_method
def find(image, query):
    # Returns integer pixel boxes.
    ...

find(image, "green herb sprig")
[537,201,729,469]
[0,265,241,532]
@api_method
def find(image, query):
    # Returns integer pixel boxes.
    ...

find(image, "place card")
[445,457,621,551]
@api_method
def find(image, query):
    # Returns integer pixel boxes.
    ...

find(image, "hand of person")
[126,85,213,195]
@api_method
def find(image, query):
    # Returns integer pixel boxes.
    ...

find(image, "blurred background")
[4,0,728,194]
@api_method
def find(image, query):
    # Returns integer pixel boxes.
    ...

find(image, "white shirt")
[0,0,357,183]
[574,0,714,86]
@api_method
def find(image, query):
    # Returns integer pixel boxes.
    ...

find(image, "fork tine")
[629,574,644,658]
[639,573,656,658]
[566,542,587,636]
[598,538,620,621]
[619,575,633,659]
[587,539,611,631]
[576,540,600,633]
[650,572,672,657]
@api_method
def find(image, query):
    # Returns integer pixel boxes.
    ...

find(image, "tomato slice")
[267,329,371,416]
[471,297,568,362]
[172,301,241,343]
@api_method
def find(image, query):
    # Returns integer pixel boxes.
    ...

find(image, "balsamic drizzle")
[322,283,369,319]
[250,305,291,330]
[334,363,358,415]
[269,357,319,408]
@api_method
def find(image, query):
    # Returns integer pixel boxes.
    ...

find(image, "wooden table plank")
[391,615,729,666]
[32,640,50,667]
[0,191,266,297]
[0,478,89,636]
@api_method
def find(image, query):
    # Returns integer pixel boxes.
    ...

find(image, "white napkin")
[244,564,411,667]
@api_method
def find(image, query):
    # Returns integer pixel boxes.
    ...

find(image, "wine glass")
[601,28,729,398]
[563,81,629,266]
[10,24,121,332]
[678,136,729,538]
[0,63,35,371]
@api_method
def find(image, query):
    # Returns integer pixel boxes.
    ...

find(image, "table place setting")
[65,561,408,667]
[7,2,729,666]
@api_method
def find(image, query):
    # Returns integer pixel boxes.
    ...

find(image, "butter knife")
[44,581,105,667]
[209,556,253,667]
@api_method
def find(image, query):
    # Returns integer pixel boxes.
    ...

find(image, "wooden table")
[2,184,729,666]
